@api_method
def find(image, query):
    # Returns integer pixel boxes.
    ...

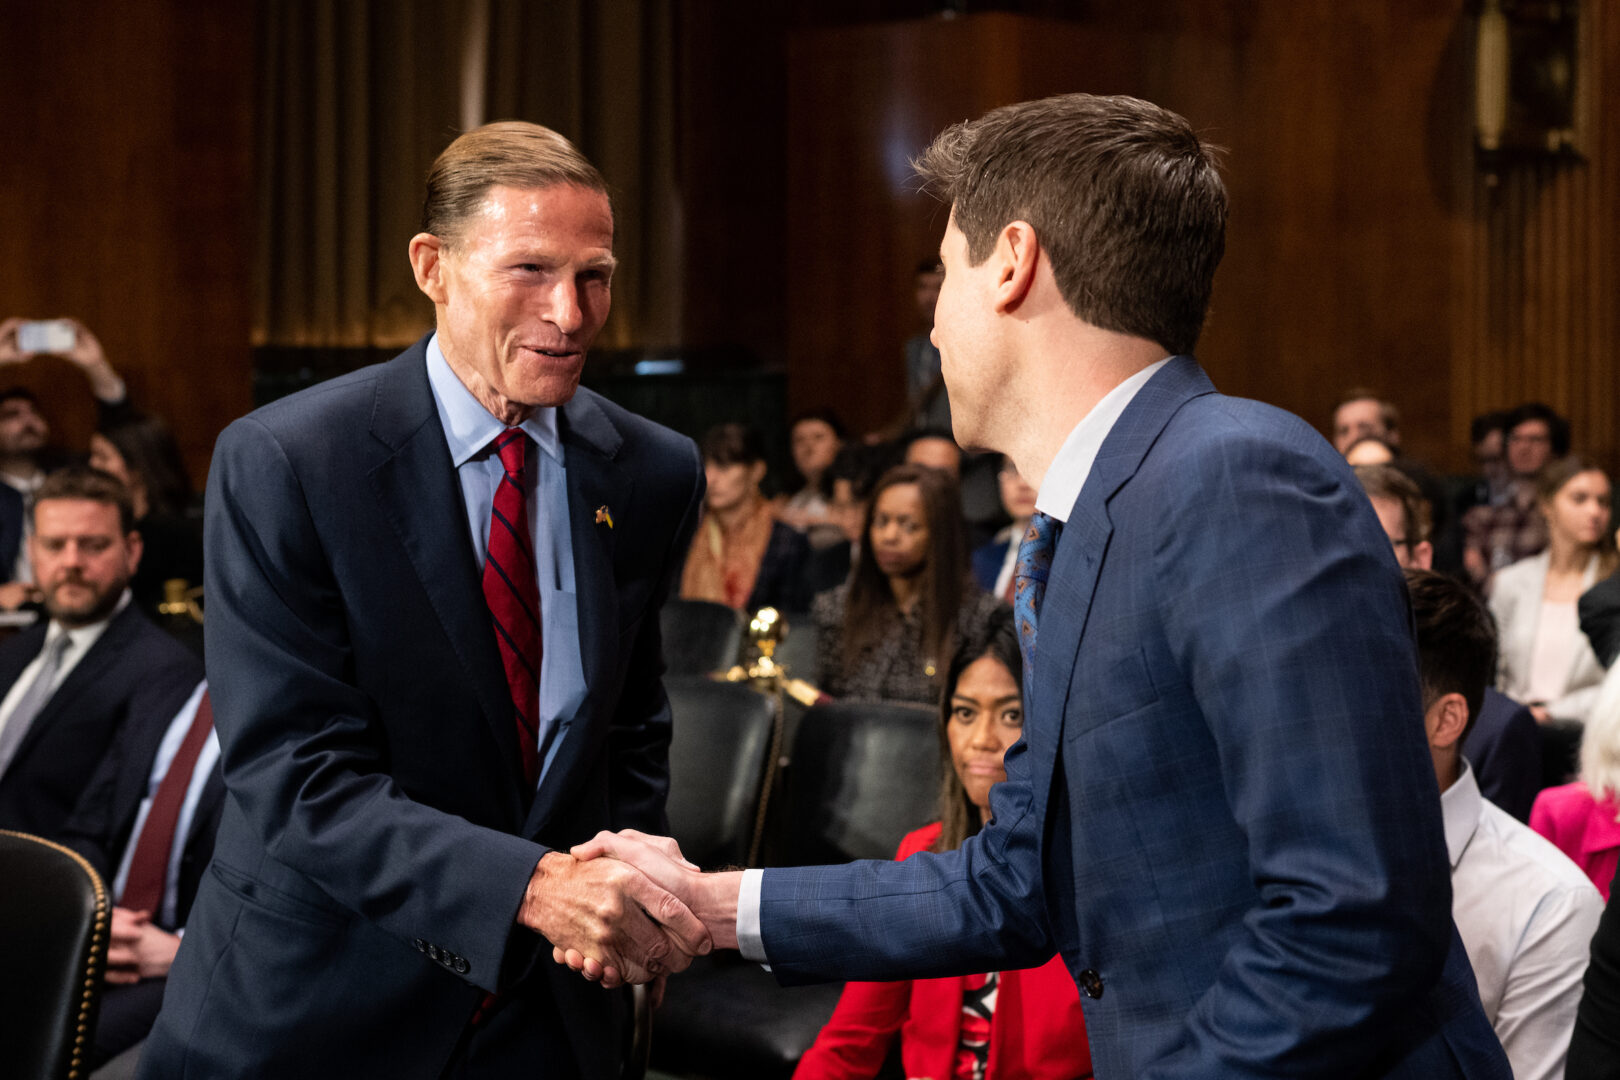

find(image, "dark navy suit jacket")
[59,677,224,929]
[1463,688,1541,823]
[759,358,1509,1078]
[0,603,202,839]
[140,337,704,1079]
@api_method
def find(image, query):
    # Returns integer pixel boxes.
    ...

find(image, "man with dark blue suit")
[140,122,709,1079]
[580,94,1510,1077]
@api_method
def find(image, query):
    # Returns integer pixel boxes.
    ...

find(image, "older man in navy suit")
[140,122,709,1079]
[580,94,1510,1078]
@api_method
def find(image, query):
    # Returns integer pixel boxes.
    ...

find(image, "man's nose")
[546,279,584,336]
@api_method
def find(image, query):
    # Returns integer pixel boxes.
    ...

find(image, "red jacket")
[793,823,1092,1080]
[1531,780,1620,901]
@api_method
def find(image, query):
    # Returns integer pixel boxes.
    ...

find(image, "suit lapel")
[365,344,528,809]
[525,390,630,836]
[1028,356,1217,829]
[10,606,140,767]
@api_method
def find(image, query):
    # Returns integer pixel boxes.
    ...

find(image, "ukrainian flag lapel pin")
[595,505,614,529]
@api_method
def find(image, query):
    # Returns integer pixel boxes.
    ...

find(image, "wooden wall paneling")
[1451,0,1620,471]
[784,14,1149,437]
[0,1,253,486]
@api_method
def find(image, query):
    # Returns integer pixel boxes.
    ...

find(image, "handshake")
[518,830,743,990]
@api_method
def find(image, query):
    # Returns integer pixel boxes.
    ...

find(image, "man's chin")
[45,588,122,627]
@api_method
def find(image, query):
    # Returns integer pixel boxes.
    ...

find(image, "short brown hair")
[913,93,1227,356]
[1354,464,1431,544]
[420,121,608,245]
[1336,388,1400,435]
[34,465,135,534]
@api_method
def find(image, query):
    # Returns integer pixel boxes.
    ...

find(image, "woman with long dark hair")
[795,612,1091,1080]
[811,463,1004,705]
[1490,455,1616,724]
[88,409,204,619]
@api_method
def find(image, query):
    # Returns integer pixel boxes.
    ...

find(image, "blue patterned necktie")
[1013,511,1061,669]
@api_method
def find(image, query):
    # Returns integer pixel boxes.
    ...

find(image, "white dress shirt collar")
[425,334,562,467]
[1034,357,1171,524]
[1440,759,1483,869]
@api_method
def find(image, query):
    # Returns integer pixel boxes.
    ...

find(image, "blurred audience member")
[1466,410,1514,511]
[779,409,847,548]
[904,259,951,432]
[1407,568,1602,1080]
[1532,662,1620,901]
[61,678,221,1068]
[795,612,1090,1080]
[1356,464,1541,820]
[903,428,963,481]
[813,464,1002,705]
[1464,402,1570,587]
[1331,388,1399,456]
[91,410,204,621]
[1578,531,1620,671]
[972,457,1037,602]
[1565,864,1620,1079]
[1491,456,1613,725]
[681,422,809,613]
[0,316,142,602]
[803,442,889,600]
[0,467,201,839]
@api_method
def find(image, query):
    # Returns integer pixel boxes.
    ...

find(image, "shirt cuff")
[737,867,768,964]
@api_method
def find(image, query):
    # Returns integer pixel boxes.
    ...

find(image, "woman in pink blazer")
[1532,663,1620,900]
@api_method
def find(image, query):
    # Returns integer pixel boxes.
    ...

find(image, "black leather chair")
[664,676,778,869]
[652,700,940,1080]
[660,599,744,675]
[768,613,818,684]
[1,830,111,1080]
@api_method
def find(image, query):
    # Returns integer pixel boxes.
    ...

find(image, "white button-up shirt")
[1444,759,1603,1080]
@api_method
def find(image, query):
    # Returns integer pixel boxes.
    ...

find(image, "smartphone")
[16,320,76,353]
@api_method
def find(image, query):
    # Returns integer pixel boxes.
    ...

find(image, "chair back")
[664,677,777,868]
[660,600,743,675]
[0,830,110,1080]
[774,700,939,866]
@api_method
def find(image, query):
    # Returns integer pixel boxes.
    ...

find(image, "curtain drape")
[254,0,681,350]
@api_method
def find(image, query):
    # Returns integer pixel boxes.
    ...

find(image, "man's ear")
[748,460,768,488]
[991,221,1040,315]
[1425,691,1470,750]
[409,233,448,304]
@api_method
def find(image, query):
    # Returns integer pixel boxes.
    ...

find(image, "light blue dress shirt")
[112,679,219,930]
[424,334,587,788]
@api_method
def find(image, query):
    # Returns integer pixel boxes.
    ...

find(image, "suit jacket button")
[455,957,470,974]
[412,939,426,953]
[1079,968,1104,999]
[427,944,441,961]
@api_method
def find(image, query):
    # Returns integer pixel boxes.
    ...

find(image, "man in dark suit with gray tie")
[141,122,709,1079]
[578,94,1512,1078]
[0,466,201,839]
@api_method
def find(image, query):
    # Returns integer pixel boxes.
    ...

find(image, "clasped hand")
[521,842,711,990]
[540,830,742,989]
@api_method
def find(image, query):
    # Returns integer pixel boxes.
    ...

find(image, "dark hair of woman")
[97,410,195,520]
[699,421,767,467]
[842,463,967,679]
[933,608,1022,853]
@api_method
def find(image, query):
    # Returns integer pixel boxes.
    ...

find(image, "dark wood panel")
[0,0,254,486]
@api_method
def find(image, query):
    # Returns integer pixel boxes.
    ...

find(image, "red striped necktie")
[483,428,542,787]
[121,690,214,916]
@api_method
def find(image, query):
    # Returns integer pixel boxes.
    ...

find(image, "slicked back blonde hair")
[421,121,608,246]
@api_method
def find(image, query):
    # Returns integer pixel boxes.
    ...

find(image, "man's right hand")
[518,850,711,989]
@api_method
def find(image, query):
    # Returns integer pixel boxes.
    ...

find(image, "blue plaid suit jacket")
[760,357,1509,1079]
